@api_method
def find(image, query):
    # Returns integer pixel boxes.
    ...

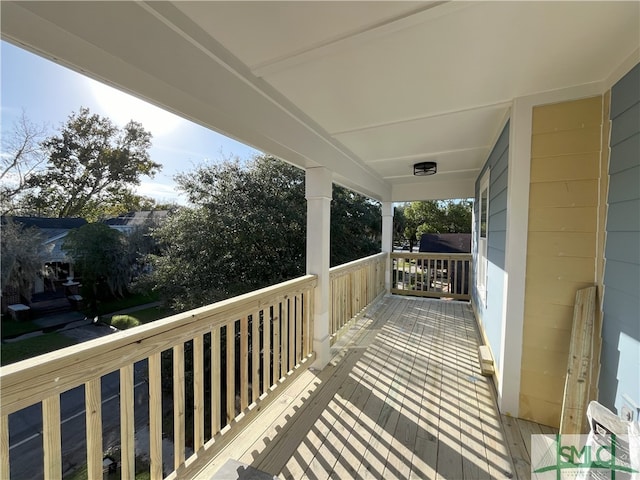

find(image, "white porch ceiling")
[2,1,639,202]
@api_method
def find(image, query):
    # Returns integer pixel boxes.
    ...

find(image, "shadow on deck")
[196,295,554,480]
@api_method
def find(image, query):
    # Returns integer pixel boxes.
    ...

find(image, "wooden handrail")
[390,252,472,300]
[0,274,317,480]
[329,252,387,340]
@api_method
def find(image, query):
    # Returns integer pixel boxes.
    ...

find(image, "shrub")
[110,315,140,330]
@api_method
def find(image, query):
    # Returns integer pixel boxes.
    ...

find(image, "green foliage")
[143,155,382,311]
[19,107,161,220]
[0,218,45,302]
[330,187,380,266]
[63,222,129,311]
[397,200,472,249]
[110,315,141,330]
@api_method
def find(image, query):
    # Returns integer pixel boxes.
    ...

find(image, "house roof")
[1,216,88,263]
[419,233,471,254]
[2,216,86,243]
[103,210,169,227]
[3,216,87,231]
[2,2,638,202]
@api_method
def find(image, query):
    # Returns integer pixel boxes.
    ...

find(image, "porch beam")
[306,167,332,369]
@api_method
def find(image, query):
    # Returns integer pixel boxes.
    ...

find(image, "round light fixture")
[413,161,437,176]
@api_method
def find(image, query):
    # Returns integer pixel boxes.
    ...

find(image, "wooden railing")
[0,275,316,480]
[390,252,472,300]
[329,252,387,341]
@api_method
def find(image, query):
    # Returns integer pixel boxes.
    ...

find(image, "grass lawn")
[1,318,43,339]
[91,291,161,316]
[1,332,77,366]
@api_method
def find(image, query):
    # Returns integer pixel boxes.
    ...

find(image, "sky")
[1,40,260,205]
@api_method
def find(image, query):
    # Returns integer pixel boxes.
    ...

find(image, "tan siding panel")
[521,346,569,375]
[525,308,573,332]
[520,370,567,402]
[529,180,599,208]
[532,96,602,134]
[528,207,597,233]
[531,126,602,158]
[527,232,596,258]
[525,279,594,307]
[526,256,596,283]
[522,303,574,330]
[522,96,602,427]
[519,394,561,428]
[522,322,572,354]
[530,152,600,183]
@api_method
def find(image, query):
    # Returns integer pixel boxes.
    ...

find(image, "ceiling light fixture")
[413,161,437,176]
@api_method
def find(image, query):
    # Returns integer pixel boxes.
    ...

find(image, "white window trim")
[477,169,490,307]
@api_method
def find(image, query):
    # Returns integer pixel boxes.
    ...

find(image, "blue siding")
[599,63,640,415]
[473,121,509,368]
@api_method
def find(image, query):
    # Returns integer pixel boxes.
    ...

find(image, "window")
[477,170,490,306]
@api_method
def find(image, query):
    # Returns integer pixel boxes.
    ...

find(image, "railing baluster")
[173,343,185,469]
[309,288,315,355]
[262,307,271,392]
[288,298,295,371]
[281,299,289,375]
[211,327,221,436]
[296,294,302,364]
[120,364,135,480]
[240,315,249,412]
[303,290,311,357]
[193,335,204,451]
[42,395,62,480]
[251,310,260,403]
[85,378,103,480]
[148,352,163,480]
[226,321,236,424]
[272,307,280,381]
[1,414,9,480]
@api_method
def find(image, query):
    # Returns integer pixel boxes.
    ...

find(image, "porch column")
[381,202,394,292]
[306,167,332,369]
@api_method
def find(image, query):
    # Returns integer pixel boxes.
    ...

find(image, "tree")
[397,200,472,250]
[62,222,129,312]
[22,107,161,220]
[143,155,382,311]
[0,112,48,215]
[1,219,45,304]
[331,187,380,266]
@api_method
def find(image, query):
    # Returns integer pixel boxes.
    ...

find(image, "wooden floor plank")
[194,295,555,480]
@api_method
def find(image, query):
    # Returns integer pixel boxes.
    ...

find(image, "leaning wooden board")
[560,286,597,434]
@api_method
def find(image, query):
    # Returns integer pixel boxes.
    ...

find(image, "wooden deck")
[194,295,555,480]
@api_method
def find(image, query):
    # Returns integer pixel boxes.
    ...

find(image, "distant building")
[103,210,169,235]
[1,216,88,301]
[418,233,471,253]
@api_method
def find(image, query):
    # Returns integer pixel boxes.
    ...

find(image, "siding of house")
[521,96,603,427]
[473,121,509,372]
[599,63,640,416]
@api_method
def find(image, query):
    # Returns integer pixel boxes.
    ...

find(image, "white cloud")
[86,78,184,137]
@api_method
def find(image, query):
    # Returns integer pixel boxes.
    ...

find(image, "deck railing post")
[381,202,394,292]
[306,167,332,369]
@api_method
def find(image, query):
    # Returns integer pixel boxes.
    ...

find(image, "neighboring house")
[418,233,471,254]
[1,216,87,296]
[419,233,471,294]
[103,210,169,235]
